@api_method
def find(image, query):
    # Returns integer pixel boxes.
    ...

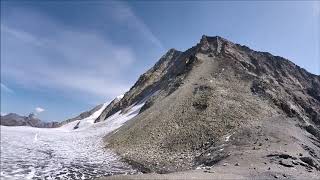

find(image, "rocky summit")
[99,35,320,179]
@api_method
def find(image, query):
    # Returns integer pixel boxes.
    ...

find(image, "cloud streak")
[35,107,45,113]
[1,1,164,109]
[1,25,45,47]
[109,2,164,49]
[1,83,14,93]
[1,8,138,99]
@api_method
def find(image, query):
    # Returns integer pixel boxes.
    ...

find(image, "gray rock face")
[0,113,27,126]
[101,35,320,173]
[0,113,59,128]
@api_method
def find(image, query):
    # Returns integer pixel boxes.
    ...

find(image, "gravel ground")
[101,116,320,179]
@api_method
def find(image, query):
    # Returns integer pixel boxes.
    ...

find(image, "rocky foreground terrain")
[98,35,320,179]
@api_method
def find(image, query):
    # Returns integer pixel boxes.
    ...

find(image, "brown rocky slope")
[100,35,320,178]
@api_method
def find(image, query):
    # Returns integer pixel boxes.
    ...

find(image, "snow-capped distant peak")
[116,94,124,100]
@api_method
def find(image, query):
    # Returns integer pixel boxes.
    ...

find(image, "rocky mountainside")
[0,113,59,128]
[98,35,320,178]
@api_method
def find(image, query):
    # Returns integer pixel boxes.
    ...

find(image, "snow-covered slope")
[60,102,109,131]
[0,99,144,179]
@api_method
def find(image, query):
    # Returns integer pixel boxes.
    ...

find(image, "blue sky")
[1,1,319,122]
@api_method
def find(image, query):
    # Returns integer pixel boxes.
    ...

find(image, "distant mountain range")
[0,103,105,129]
[0,113,59,128]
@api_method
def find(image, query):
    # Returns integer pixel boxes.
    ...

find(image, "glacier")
[0,101,144,179]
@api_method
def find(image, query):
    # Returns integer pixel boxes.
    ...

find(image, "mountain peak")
[28,113,35,119]
[167,48,180,53]
[102,35,320,173]
[200,35,231,44]
[4,113,19,117]
[198,35,233,55]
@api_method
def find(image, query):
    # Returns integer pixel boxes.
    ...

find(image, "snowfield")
[0,101,145,179]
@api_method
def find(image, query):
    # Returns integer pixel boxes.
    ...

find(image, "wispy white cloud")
[35,107,45,113]
[109,1,164,49]
[1,10,135,99]
[1,2,163,102]
[1,25,133,98]
[1,25,45,47]
[1,83,14,93]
